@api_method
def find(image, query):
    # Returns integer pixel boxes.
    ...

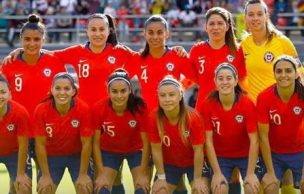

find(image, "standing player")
[0,74,32,194]
[92,69,150,194]
[198,63,260,194]
[242,1,300,193]
[34,72,93,194]
[256,55,304,194]
[126,15,195,111]
[148,75,208,194]
[189,7,247,109]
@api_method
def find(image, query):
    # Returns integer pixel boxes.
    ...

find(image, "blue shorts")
[101,150,142,171]
[272,152,304,188]
[218,157,264,182]
[0,152,32,181]
[37,154,81,185]
[164,164,194,185]
[202,161,212,178]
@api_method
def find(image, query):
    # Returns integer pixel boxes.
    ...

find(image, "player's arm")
[92,129,103,176]
[16,136,31,189]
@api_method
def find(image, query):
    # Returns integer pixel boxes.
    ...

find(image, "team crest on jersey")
[43,68,52,77]
[184,130,190,137]
[235,115,244,123]
[128,120,137,128]
[71,119,80,128]
[264,52,274,63]
[227,55,234,62]
[166,63,174,71]
[293,106,302,115]
[7,124,15,132]
[108,56,116,64]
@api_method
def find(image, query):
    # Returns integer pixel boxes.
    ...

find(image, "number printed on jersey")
[14,74,23,92]
[102,122,115,137]
[45,123,54,138]
[211,117,221,135]
[269,110,281,125]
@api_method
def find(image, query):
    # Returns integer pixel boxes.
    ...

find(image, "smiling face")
[51,78,76,106]
[274,60,296,89]
[205,14,229,43]
[245,2,268,32]
[0,81,11,110]
[108,80,131,112]
[21,29,44,56]
[87,17,110,49]
[144,21,169,50]
[158,84,181,113]
[215,68,238,96]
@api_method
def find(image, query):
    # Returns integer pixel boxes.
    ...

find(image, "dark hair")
[88,13,118,46]
[0,74,10,89]
[107,68,146,114]
[141,15,169,58]
[273,55,304,100]
[244,0,282,43]
[206,7,237,56]
[209,63,244,100]
[20,14,46,38]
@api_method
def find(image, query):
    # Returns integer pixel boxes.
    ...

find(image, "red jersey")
[92,98,146,153]
[53,43,135,107]
[0,53,65,115]
[0,100,30,156]
[148,108,205,167]
[126,49,195,111]
[189,42,246,109]
[257,85,304,153]
[199,94,257,158]
[33,98,93,156]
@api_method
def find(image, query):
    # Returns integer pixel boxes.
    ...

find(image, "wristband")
[157,173,166,180]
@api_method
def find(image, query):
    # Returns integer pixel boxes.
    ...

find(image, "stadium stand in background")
[0,0,304,60]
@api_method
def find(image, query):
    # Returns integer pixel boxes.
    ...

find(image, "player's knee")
[214,183,228,194]
[244,184,258,194]
[16,184,32,194]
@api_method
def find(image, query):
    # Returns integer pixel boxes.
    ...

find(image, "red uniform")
[92,98,146,153]
[126,49,195,111]
[257,85,304,153]
[199,94,257,158]
[53,43,135,107]
[33,98,93,156]
[189,42,246,109]
[0,100,30,156]
[148,109,205,167]
[0,53,65,115]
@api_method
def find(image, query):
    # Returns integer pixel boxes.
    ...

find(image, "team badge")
[198,56,205,74]
[235,115,244,123]
[108,56,116,64]
[166,63,174,71]
[293,106,302,115]
[227,54,234,62]
[184,130,190,137]
[43,68,52,77]
[264,52,274,63]
[7,124,15,132]
[128,120,137,128]
[71,119,80,128]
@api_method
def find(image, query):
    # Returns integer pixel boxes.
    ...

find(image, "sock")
[111,184,125,194]
[229,182,241,194]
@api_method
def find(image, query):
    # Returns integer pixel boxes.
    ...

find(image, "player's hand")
[152,179,169,194]
[94,174,111,193]
[135,171,150,193]
[261,172,279,190]
[75,174,93,194]
[37,175,55,194]
[244,174,260,194]
[211,173,227,194]
[191,177,209,194]
[2,48,23,65]
[15,173,32,192]
[171,46,188,57]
